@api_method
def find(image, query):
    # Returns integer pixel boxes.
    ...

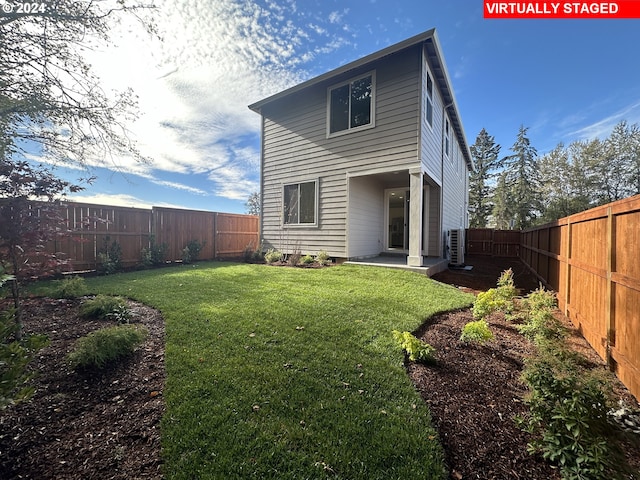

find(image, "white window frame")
[326,71,376,138]
[424,67,434,129]
[444,117,451,159]
[282,179,319,227]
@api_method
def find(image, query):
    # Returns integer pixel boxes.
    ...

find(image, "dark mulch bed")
[410,308,558,479]
[426,256,640,479]
[0,298,165,480]
[1,256,638,479]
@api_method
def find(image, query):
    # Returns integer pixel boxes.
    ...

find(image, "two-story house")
[249,28,473,274]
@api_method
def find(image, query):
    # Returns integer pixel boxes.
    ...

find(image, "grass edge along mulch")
[84,262,474,480]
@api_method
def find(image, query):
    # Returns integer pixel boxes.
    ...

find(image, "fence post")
[606,206,615,371]
[564,219,571,318]
[213,212,218,259]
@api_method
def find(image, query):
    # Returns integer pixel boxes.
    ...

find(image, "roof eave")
[248,28,436,113]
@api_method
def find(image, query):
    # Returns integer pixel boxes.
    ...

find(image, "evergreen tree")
[500,126,540,229]
[492,172,513,229]
[602,120,640,200]
[537,143,592,222]
[568,139,601,209]
[469,129,500,228]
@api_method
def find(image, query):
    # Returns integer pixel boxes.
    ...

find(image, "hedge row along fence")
[35,202,259,271]
[520,194,640,402]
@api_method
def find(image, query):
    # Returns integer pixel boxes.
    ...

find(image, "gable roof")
[248,29,473,171]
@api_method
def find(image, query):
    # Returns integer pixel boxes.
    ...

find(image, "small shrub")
[392,330,436,363]
[472,269,517,319]
[98,237,122,275]
[301,254,315,265]
[50,276,87,299]
[316,250,330,265]
[106,304,136,324]
[264,249,283,264]
[182,239,205,264]
[518,287,566,343]
[67,324,147,370]
[1,307,49,408]
[460,319,494,344]
[515,284,630,479]
[518,352,625,480]
[80,295,128,320]
[141,235,167,267]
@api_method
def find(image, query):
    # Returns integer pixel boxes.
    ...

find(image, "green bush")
[518,352,625,479]
[80,295,128,319]
[242,242,264,263]
[472,269,517,319]
[98,237,123,275]
[316,250,330,265]
[517,287,566,342]
[460,319,494,344]
[49,276,87,299]
[1,307,49,408]
[515,284,630,479]
[264,248,283,264]
[141,234,167,267]
[392,330,436,363]
[301,254,315,264]
[182,239,205,264]
[67,324,147,370]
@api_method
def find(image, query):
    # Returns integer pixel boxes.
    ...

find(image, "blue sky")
[50,0,640,213]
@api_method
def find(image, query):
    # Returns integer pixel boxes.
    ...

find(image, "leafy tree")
[499,126,540,229]
[0,159,82,337]
[245,191,261,215]
[469,128,500,228]
[1,0,153,167]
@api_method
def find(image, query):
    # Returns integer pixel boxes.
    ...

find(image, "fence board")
[520,194,640,401]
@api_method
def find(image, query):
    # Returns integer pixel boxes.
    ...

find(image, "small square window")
[328,73,374,135]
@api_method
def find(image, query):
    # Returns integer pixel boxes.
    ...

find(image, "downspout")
[440,102,453,259]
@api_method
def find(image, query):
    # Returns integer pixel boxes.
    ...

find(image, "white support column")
[407,170,424,266]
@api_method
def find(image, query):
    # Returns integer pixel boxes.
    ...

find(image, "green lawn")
[83,262,474,479]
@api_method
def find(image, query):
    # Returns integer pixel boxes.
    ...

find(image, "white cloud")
[150,179,208,196]
[566,100,640,141]
[65,193,157,209]
[31,0,359,205]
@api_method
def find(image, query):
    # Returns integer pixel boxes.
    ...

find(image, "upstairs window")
[445,118,450,157]
[328,73,374,135]
[425,70,434,127]
[283,181,317,225]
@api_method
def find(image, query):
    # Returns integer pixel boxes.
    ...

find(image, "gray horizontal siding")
[260,45,423,257]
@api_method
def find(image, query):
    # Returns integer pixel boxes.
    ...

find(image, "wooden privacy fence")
[520,194,640,401]
[466,228,520,257]
[44,202,259,271]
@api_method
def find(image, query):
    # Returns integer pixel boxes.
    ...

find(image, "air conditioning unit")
[448,229,465,266]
